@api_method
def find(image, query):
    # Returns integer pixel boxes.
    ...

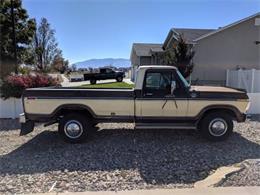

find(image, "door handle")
[165,94,175,98]
[145,93,153,96]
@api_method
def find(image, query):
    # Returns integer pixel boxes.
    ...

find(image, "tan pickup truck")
[20,65,250,143]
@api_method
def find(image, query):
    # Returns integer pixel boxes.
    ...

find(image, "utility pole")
[10,0,18,74]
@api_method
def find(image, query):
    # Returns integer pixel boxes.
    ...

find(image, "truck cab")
[20,65,250,143]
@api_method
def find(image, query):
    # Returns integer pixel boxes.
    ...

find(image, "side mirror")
[171,81,176,95]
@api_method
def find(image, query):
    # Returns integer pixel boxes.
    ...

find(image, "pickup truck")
[20,65,250,143]
[83,68,125,84]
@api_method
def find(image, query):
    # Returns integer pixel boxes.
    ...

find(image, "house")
[130,43,164,80]
[163,28,215,48]
[130,12,260,85]
[192,13,260,85]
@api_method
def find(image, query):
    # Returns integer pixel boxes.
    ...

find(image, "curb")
[27,187,260,195]
[194,165,243,188]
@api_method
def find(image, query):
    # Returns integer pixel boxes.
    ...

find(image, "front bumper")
[20,113,34,135]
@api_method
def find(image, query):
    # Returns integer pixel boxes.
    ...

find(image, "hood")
[189,85,248,99]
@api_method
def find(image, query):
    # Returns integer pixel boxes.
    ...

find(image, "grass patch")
[80,82,134,88]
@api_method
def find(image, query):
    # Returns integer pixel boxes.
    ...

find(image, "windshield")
[177,70,190,88]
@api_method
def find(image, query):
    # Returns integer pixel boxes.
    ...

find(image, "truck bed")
[24,87,134,98]
[23,87,135,122]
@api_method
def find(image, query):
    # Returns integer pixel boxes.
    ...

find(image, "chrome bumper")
[19,113,26,123]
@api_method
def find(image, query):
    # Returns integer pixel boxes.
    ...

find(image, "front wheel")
[58,113,93,143]
[199,112,233,141]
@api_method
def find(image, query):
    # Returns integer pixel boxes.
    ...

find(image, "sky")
[23,0,260,64]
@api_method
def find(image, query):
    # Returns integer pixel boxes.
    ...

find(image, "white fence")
[247,93,260,114]
[0,98,23,119]
[226,69,260,93]
[226,69,260,114]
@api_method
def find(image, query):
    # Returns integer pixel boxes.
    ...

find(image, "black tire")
[58,113,94,143]
[199,112,233,141]
[90,79,96,85]
[116,76,123,82]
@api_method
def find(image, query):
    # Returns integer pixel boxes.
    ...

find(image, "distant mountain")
[72,58,131,69]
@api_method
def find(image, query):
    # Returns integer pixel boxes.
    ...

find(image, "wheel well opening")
[55,108,94,119]
[198,108,237,124]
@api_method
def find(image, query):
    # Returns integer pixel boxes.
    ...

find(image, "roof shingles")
[132,43,163,57]
[173,28,216,43]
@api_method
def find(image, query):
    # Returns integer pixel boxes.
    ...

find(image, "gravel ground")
[0,116,259,194]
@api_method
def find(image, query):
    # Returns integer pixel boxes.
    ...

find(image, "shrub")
[0,74,59,99]
[18,66,32,75]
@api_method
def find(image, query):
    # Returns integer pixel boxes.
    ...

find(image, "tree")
[161,35,195,78]
[51,50,69,73]
[71,64,77,72]
[31,17,59,70]
[174,35,195,78]
[0,0,36,78]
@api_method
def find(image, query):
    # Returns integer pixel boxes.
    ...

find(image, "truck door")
[107,68,115,79]
[139,69,188,122]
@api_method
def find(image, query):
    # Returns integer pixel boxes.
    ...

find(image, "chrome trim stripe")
[135,98,242,101]
[25,97,133,100]
[26,97,244,101]
[135,125,197,130]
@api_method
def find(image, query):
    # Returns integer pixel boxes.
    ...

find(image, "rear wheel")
[116,76,123,82]
[199,112,233,141]
[90,79,96,85]
[58,113,94,143]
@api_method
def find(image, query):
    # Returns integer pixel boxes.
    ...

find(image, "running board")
[135,123,197,130]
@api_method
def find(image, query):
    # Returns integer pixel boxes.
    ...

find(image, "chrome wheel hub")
[209,118,227,137]
[64,120,83,139]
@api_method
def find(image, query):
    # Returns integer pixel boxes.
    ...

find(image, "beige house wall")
[130,49,140,66]
[192,16,260,85]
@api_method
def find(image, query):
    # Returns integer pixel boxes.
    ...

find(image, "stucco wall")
[192,16,260,84]
[140,56,152,65]
[130,49,140,66]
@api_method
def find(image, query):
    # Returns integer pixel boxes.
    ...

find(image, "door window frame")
[142,69,188,98]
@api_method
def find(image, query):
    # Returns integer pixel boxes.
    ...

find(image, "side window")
[106,69,113,73]
[144,71,175,97]
[145,73,161,89]
[100,69,106,73]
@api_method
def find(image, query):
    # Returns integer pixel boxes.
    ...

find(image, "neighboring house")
[130,12,260,85]
[130,43,164,80]
[130,29,215,81]
[193,13,260,85]
[163,28,215,48]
